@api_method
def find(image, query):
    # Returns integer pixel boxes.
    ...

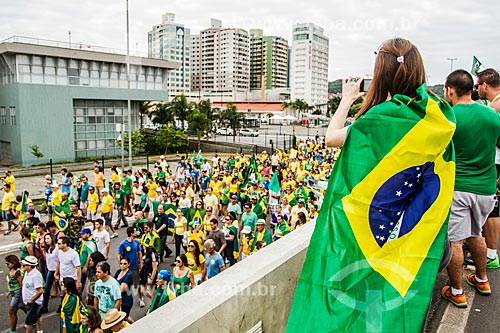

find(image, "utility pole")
[447,58,457,72]
[126,0,132,169]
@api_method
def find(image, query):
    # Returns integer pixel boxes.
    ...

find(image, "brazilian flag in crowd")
[182,208,206,225]
[287,85,456,332]
[152,202,177,235]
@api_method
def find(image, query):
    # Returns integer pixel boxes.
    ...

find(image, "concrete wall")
[124,221,315,333]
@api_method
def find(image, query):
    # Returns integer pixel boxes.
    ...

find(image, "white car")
[216,128,232,136]
[239,128,259,137]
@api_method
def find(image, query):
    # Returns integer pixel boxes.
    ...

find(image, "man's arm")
[76,266,82,290]
[115,299,122,310]
[29,286,44,304]
[105,241,110,260]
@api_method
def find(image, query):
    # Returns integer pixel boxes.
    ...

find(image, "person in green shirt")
[148,270,176,314]
[60,277,81,333]
[78,228,97,292]
[121,171,133,217]
[113,182,128,229]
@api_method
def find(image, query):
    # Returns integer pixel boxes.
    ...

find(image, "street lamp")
[447,57,457,72]
[116,123,124,172]
[126,0,132,169]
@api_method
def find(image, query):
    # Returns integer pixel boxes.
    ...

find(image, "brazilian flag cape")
[152,202,177,235]
[287,85,456,332]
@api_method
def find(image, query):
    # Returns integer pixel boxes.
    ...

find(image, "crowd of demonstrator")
[1,137,338,332]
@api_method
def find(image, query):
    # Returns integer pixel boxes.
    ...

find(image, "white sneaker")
[111,233,118,239]
[139,298,145,308]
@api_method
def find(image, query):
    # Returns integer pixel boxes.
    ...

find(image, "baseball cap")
[79,228,92,235]
[256,219,266,225]
[231,195,238,200]
[242,226,252,234]
[157,270,172,282]
[102,188,109,192]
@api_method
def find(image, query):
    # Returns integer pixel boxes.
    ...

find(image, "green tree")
[149,101,174,128]
[170,94,194,130]
[154,127,188,154]
[138,101,150,129]
[188,109,210,150]
[29,145,44,160]
[292,99,310,116]
[219,103,246,142]
[349,96,364,117]
[327,95,342,117]
[120,130,146,153]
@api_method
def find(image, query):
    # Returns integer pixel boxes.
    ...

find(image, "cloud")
[1,0,499,84]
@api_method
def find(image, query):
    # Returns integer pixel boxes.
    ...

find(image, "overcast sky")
[2,0,499,85]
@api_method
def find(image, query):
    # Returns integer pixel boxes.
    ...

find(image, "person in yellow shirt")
[2,170,15,194]
[49,184,62,207]
[146,178,158,199]
[188,221,205,252]
[1,184,16,234]
[100,188,118,238]
[93,167,105,198]
[87,186,100,222]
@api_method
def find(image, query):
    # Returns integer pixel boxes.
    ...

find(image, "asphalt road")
[0,218,178,333]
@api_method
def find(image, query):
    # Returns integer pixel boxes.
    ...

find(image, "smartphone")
[360,79,372,93]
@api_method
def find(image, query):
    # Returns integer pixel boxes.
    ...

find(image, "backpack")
[33,241,44,261]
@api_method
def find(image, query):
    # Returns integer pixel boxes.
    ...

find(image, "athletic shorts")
[102,212,111,226]
[80,201,88,210]
[448,191,496,242]
[25,302,41,326]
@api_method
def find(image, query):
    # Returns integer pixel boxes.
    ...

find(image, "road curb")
[0,241,23,253]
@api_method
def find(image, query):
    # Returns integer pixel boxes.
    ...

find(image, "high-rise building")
[191,19,249,94]
[290,23,329,110]
[249,29,288,90]
[148,13,191,96]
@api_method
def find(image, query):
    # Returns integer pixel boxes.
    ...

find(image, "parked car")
[239,128,259,137]
[216,128,232,136]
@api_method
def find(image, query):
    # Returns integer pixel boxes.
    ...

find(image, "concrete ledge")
[124,222,315,332]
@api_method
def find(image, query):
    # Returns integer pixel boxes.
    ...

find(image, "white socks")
[487,248,497,259]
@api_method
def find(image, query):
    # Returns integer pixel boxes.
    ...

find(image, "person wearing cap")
[188,219,205,252]
[252,219,272,252]
[290,199,308,230]
[148,270,176,314]
[202,206,214,235]
[239,226,254,260]
[78,228,97,291]
[227,195,242,222]
[21,256,44,333]
[100,308,128,332]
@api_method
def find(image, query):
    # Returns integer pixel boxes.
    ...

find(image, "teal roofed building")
[0,36,179,165]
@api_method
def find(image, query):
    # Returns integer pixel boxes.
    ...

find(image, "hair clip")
[397,56,405,63]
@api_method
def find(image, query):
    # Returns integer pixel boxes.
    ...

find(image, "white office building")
[148,13,191,97]
[190,19,249,94]
[290,23,329,111]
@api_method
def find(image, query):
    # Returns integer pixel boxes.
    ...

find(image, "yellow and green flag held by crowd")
[287,85,456,332]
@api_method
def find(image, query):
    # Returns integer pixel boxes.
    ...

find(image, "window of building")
[0,107,6,125]
[10,106,17,126]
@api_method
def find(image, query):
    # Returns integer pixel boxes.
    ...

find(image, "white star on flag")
[379,225,385,230]
[396,190,402,197]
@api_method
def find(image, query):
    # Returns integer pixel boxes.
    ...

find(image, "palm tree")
[138,101,150,129]
[197,99,214,131]
[188,109,209,150]
[170,94,194,130]
[149,101,174,128]
[219,103,246,142]
[293,99,310,117]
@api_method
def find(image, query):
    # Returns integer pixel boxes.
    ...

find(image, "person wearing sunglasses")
[186,239,206,285]
[172,254,195,296]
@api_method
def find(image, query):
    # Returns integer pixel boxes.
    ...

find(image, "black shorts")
[25,303,41,326]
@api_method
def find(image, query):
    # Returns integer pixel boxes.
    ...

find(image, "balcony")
[124,222,314,332]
